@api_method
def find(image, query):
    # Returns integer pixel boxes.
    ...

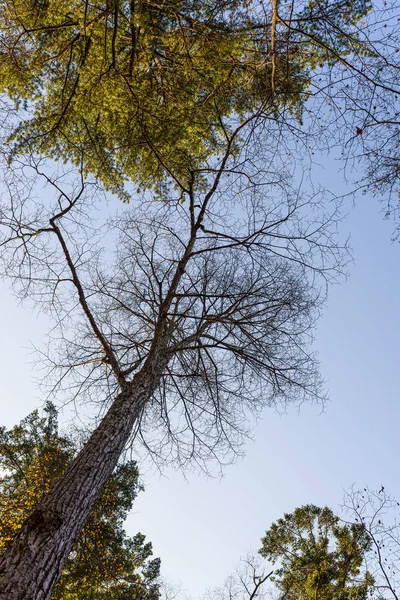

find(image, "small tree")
[204,555,273,600]
[259,505,373,600]
[0,403,160,599]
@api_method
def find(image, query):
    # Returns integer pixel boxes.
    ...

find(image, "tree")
[259,505,373,600]
[0,403,161,599]
[0,0,378,199]
[2,0,400,226]
[204,555,273,600]
[340,3,400,231]
[0,132,345,596]
[204,497,400,600]
[343,486,400,600]
[2,0,400,213]
[0,0,391,594]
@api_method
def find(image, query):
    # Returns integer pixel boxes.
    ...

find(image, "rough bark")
[0,366,158,600]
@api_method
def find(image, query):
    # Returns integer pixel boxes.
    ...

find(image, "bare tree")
[204,555,273,600]
[343,486,400,600]
[328,0,400,230]
[0,112,346,597]
[0,0,398,594]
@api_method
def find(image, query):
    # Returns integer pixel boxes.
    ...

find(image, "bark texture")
[0,209,197,599]
[0,367,157,600]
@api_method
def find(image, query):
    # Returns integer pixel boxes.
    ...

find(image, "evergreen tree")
[0,403,160,600]
[0,0,371,199]
[259,505,374,600]
[0,0,391,594]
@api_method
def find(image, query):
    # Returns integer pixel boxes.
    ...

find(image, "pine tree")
[0,0,371,199]
[0,403,160,600]
[259,505,374,600]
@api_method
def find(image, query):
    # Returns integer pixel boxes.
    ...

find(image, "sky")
[1,173,400,596]
[127,193,400,595]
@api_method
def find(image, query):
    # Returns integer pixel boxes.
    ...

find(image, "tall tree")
[0,0,395,596]
[259,504,373,600]
[0,136,344,596]
[0,403,160,599]
[204,555,273,600]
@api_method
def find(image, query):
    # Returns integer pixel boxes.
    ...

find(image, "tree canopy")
[0,0,372,198]
[0,403,161,599]
[1,0,399,595]
[259,505,373,600]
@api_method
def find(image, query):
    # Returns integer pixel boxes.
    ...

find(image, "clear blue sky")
[127,195,400,595]
[1,179,399,595]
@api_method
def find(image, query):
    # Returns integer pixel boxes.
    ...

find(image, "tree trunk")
[0,366,157,600]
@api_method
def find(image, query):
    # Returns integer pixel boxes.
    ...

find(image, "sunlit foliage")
[0,0,371,198]
[0,403,160,599]
[260,504,374,600]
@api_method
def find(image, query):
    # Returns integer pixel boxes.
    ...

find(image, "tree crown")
[0,0,371,198]
[260,505,374,600]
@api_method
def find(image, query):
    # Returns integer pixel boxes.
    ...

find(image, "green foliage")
[259,504,374,600]
[0,402,160,599]
[0,0,371,198]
